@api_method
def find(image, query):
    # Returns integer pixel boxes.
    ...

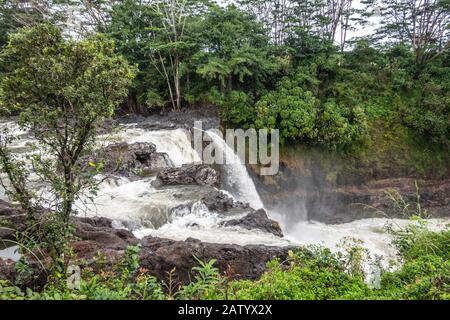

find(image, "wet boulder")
[84,142,173,178]
[73,216,139,250]
[139,236,291,283]
[0,211,140,288]
[1,208,292,288]
[0,200,139,250]
[200,190,249,213]
[152,163,219,188]
[222,209,283,237]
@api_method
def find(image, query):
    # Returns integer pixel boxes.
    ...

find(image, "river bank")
[0,108,449,287]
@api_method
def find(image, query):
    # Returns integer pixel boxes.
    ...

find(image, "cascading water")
[200,130,264,210]
[99,126,201,167]
[70,125,288,246]
[1,119,449,272]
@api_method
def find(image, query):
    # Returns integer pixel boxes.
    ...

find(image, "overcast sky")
[63,0,382,43]
[343,0,381,43]
[221,0,381,45]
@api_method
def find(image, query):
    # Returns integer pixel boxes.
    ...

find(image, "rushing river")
[0,119,448,271]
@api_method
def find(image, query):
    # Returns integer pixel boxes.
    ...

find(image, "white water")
[99,126,200,167]
[0,120,36,161]
[73,126,274,245]
[134,201,289,246]
[80,125,450,271]
[1,120,449,271]
[0,245,20,261]
[202,130,264,209]
[271,212,449,263]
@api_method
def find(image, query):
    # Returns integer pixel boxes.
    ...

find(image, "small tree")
[193,5,277,94]
[149,0,202,110]
[0,24,135,269]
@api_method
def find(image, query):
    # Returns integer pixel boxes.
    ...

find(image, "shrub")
[375,222,450,300]
[1,225,448,300]
[230,248,369,300]
[253,71,367,148]
[219,90,255,127]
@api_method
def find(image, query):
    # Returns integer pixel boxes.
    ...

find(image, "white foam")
[204,130,264,209]
[100,127,200,167]
[269,211,449,265]
[2,119,449,273]
[134,201,290,246]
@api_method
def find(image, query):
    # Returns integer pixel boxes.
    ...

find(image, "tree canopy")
[0,23,135,267]
[0,0,448,147]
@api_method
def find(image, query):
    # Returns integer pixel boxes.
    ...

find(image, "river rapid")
[0,118,448,274]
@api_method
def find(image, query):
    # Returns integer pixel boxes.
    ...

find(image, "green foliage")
[338,43,449,145]
[0,24,135,116]
[0,245,165,300]
[176,256,225,300]
[377,254,450,300]
[230,249,369,300]
[400,62,450,143]
[1,225,449,300]
[106,0,172,111]
[0,23,135,269]
[252,67,368,148]
[101,0,448,152]
[145,90,165,109]
[192,5,278,94]
[391,220,449,261]
[373,221,450,300]
[0,0,73,48]
[316,100,368,148]
[372,0,449,71]
[254,80,319,142]
[218,90,255,127]
[106,0,209,110]
[0,0,449,302]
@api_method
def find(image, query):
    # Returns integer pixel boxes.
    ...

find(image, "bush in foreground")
[0,220,448,300]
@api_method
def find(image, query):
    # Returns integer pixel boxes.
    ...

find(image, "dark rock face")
[73,216,139,250]
[0,209,291,285]
[200,190,249,213]
[0,201,138,250]
[118,104,220,132]
[223,209,283,237]
[139,236,290,283]
[0,258,17,282]
[251,150,450,224]
[0,214,136,288]
[153,163,219,188]
[84,142,172,178]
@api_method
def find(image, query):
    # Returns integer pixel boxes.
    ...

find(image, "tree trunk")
[175,55,181,110]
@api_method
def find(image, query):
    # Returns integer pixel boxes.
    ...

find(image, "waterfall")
[202,130,264,210]
[2,118,449,267]
[102,127,201,167]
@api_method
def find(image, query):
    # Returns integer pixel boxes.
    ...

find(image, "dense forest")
[1,0,449,149]
[0,0,449,302]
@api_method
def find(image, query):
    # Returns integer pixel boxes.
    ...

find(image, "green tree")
[107,0,205,111]
[193,5,278,95]
[0,24,135,268]
[254,66,368,148]
[369,0,450,71]
[106,0,162,112]
[149,0,206,110]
